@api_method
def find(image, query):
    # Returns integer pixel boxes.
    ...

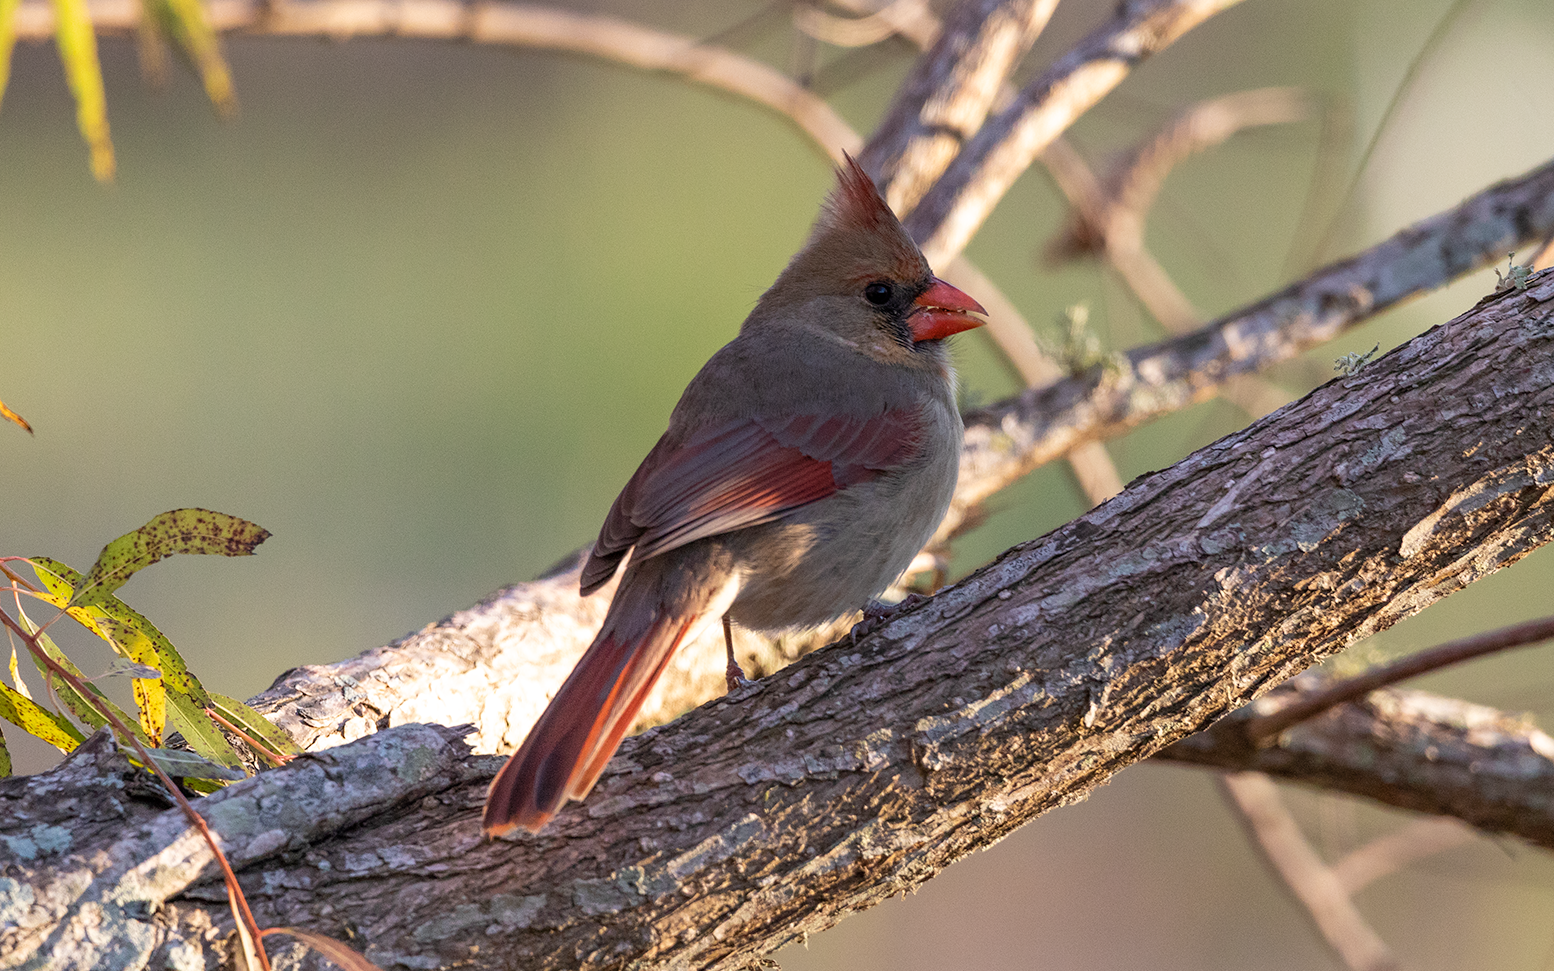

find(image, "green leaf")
[0,679,84,753]
[128,742,246,781]
[50,0,114,182]
[167,691,244,772]
[69,509,270,608]
[31,557,200,740]
[210,691,303,762]
[16,604,142,740]
[0,728,11,776]
[140,0,235,116]
[33,557,205,699]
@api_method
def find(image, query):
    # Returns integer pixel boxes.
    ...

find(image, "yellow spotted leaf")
[68,508,270,609]
[31,557,209,722]
[0,679,85,753]
[15,603,140,740]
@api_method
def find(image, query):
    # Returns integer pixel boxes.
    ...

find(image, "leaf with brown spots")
[69,508,270,609]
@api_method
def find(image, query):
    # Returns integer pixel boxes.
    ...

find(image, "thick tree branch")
[7,268,1553,970]
[239,163,1554,776]
[1159,674,1554,847]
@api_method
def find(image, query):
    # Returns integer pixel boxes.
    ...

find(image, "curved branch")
[904,0,1248,266]
[1242,614,1554,742]
[12,0,864,158]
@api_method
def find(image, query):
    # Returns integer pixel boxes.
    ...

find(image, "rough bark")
[1160,674,1554,846]
[5,271,1552,971]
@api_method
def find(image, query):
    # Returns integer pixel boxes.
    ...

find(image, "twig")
[1046,87,1313,272]
[860,0,1059,214]
[1243,614,1554,744]
[1038,91,1311,418]
[904,0,1248,266]
[942,165,1554,544]
[1331,817,1474,895]
[1159,677,1554,849]
[942,256,1124,504]
[791,0,932,48]
[1221,772,1407,971]
[1307,0,1478,265]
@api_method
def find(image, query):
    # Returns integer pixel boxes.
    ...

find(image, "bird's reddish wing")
[580,409,924,593]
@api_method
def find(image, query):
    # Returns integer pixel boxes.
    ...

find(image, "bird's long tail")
[483,554,728,835]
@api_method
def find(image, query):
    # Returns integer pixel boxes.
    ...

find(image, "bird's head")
[750,155,985,370]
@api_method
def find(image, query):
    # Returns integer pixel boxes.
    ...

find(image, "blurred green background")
[3,0,1554,967]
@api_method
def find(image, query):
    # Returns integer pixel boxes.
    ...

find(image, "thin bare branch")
[13,0,866,157]
[1047,88,1313,270]
[1221,773,1407,971]
[792,0,934,48]
[859,0,1059,214]
[1038,94,1308,420]
[904,0,1248,266]
[1244,614,1554,743]
[1332,817,1474,895]
[943,161,1554,543]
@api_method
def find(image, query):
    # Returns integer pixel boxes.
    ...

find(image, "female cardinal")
[482,156,984,836]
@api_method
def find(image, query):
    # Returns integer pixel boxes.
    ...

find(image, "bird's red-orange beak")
[909,277,987,343]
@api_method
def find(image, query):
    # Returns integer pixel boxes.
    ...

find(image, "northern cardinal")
[483,156,985,836]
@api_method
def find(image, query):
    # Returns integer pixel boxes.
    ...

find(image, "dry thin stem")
[1331,817,1474,895]
[791,0,933,48]
[905,0,1248,267]
[1244,614,1554,744]
[1221,772,1407,971]
[860,0,1060,215]
[1309,0,1476,265]
[1040,89,1313,418]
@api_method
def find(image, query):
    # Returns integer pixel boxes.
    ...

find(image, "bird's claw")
[725,661,754,693]
[849,593,929,645]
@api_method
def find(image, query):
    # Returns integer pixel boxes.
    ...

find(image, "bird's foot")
[850,593,929,645]
[725,659,754,693]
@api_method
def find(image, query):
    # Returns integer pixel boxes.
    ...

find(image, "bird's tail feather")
[483,563,715,836]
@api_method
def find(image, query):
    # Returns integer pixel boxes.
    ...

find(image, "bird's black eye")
[864,282,894,306]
